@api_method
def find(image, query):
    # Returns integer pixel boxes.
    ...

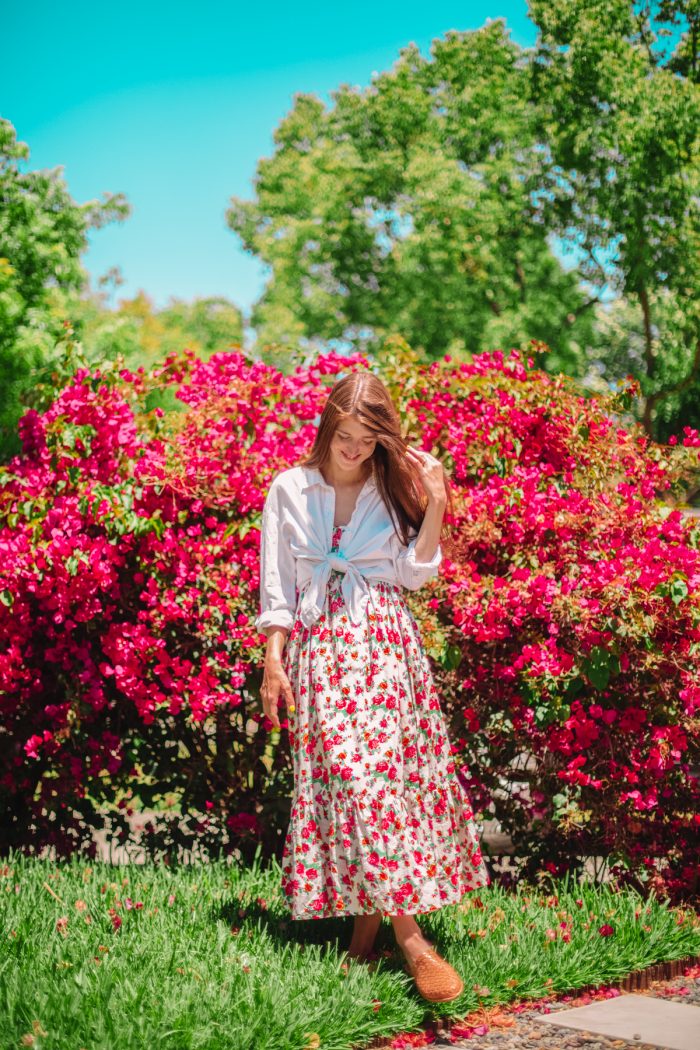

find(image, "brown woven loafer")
[404,945,464,1002]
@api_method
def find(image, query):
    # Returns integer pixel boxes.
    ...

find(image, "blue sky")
[5,1,596,338]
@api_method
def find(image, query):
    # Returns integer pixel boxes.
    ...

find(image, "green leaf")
[440,643,462,670]
[669,577,688,606]
[581,645,619,690]
[564,676,585,699]
[65,554,80,576]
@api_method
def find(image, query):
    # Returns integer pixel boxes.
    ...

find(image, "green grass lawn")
[1,849,698,1050]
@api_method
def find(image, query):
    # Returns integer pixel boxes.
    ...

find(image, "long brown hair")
[299,371,455,551]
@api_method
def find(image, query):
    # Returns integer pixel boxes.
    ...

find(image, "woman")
[257,371,490,1002]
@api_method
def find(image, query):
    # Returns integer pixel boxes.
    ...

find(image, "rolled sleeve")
[255,479,297,634]
[393,532,443,591]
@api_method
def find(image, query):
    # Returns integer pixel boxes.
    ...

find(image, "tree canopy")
[0,119,130,457]
[226,2,700,436]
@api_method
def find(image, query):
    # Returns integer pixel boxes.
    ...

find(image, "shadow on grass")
[213,896,442,978]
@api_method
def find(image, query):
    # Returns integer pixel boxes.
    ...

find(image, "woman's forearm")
[264,626,289,665]
[413,496,446,564]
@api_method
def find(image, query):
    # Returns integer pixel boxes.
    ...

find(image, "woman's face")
[330,418,377,475]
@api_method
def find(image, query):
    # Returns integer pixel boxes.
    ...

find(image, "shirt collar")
[300,464,377,494]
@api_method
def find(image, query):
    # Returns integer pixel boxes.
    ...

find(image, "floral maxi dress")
[280,524,491,918]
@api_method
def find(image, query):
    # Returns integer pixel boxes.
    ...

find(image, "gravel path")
[365,961,700,1050]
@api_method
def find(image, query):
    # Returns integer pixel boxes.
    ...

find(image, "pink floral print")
[280,525,491,918]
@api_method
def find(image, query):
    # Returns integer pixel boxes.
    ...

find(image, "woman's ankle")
[347,912,382,954]
[397,929,431,951]
[388,917,434,961]
[389,915,421,945]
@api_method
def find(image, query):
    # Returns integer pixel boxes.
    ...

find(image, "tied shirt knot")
[299,546,371,628]
[326,551,348,572]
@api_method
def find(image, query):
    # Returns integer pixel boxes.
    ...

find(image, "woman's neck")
[320,461,373,489]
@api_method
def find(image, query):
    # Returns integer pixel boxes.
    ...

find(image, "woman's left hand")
[405,446,446,504]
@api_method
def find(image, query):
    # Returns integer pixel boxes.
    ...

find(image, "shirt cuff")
[255,610,295,633]
[406,537,442,568]
[400,537,442,588]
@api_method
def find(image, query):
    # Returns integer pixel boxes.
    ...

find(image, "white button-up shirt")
[255,464,443,633]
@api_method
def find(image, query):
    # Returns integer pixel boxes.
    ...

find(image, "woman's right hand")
[261,659,295,730]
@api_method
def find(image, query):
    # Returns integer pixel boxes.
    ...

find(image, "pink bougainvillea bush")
[0,335,698,903]
[401,346,700,906]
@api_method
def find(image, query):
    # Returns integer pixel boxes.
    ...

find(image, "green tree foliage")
[59,283,244,368]
[57,285,246,418]
[529,0,700,437]
[226,23,598,376]
[0,119,130,458]
[226,6,700,438]
[653,0,700,82]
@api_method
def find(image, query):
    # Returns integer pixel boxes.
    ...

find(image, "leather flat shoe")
[404,945,464,1002]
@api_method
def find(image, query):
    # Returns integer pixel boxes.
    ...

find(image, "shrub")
[0,336,698,904]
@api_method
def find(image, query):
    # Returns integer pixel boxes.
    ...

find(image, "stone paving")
[422,968,700,1050]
